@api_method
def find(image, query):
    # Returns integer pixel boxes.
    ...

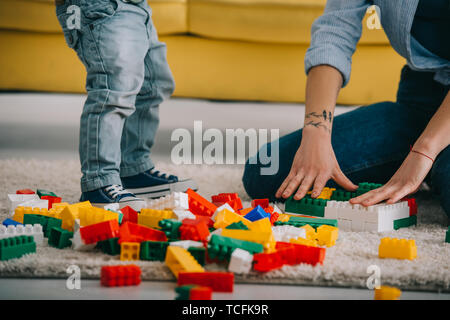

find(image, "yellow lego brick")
[78,206,119,227]
[13,206,49,223]
[378,237,417,260]
[290,237,318,247]
[165,246,204,278]
[316,225,339,247]
[307,187,336,200]
[52,202,70,210]
[276,214,291,222]
[221,229,276,252]
[213,209,252,229]
[248,217,272,232]
[120,242,140,261]
[139,209,175,229]
[374,286,402,300]
[60,201,92,231]
[301,224,317,241]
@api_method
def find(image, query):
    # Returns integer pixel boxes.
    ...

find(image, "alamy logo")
[366,5,382,30]
[366,265,381,289]
[66,5,81,30]
[66,264,81,290]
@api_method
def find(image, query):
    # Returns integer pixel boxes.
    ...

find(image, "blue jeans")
[56,0,175,192]
[242,65,450,217]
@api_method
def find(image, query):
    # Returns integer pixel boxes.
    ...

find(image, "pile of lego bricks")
[2,184,445,300]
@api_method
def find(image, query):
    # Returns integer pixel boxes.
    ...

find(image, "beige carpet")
[0,159,449,292]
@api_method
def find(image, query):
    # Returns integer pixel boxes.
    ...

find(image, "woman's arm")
[350,90,450,205]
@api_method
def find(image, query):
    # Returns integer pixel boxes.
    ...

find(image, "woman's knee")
[431,146,450,217]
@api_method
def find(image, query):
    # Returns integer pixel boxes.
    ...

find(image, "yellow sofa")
[0,0,405,105]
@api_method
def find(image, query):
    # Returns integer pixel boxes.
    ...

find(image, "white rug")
[0,159,449,292]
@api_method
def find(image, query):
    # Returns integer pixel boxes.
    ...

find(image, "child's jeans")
[56,0,175,192]
[242,65,450,218]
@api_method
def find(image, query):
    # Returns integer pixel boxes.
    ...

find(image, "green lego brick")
[188,247,206,266]
[0,235,36,261]
[37,189,58,198]
[355,182,383,196]
[284,196,328,217]
[207,234,264,261]
[159,219,182,240]
[274,216,338,229]
[330,190,358,201]
[393,215,417,230]
[225,221,249,230]
[97,237,121,255]
[23,214,62,237]
[175,285,196,300]
[140,241,169,261]
[48,227,73,249]
[446,227,450,244]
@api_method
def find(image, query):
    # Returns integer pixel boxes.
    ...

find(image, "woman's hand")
[275,127,358,200]
[349,151,434,206]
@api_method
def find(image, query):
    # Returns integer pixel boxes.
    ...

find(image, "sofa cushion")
[188,0,389,44]
[0,0,188,35]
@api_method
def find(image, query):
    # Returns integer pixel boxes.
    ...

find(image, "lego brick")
[307,187,336,200]
[78,206,120,227]
[208,234,263,261]
[59,201,92,231]
[285,196,328,217]
[244,205,270,222]
[172,209,196,222]
[118,221,168,244]
[177,272,234,292]
[100,265,141,287]
[2,218,22,227]
[40,196,62,210]
[140,241,170,261]
[330,190,358,202]
[289,237,318,247]
[212,193,243,212]
[225,221,249,230]
[251,199,270,209]
[253,251,284,272]
[404,198,418,216]
[80,220,120,244]
[165,246,205,278]
[187,247,206,266]
[159,219,182,240]
[238,207,253,216]
[315,225,339,247]
[48,227,73,249]
[276,213,291,223]
[37,189,58,198]
[213,208,252,229]
[271,225,307,242]
[378,237,417,260]
[274,216,338,229]
[278,241,326,266]
[104,203,120,212]
[16,189,35,194]
[0,224,44,246]
[71,219,96,251]
[179,219,210,242]
[7,194,40,214]
[0,235,36,261]
[97,237,121,255]
[356,182,383,196]
[175,285,212,300]
[169,240,204,250]
[146,192,189,211]
[186,188,217,217]
[14,206,46,224]
[14,200,48,217]
[393,215,417,230]
[22,213,62,237]
[446,227,450,244]
[228,248,253,274]
[374,286,402,300]
[221,229,275,252]
[139,209,175,229]
[301,224,317,240]
[120,242,140,261]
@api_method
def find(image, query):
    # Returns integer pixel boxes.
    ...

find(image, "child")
[242,0,450,217]
[55,0,197,210]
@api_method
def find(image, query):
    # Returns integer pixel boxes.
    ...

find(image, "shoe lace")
[149,168,177,180]
[104,185,130,199]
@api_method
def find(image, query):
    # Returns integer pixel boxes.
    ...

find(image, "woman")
[242,0,450,217]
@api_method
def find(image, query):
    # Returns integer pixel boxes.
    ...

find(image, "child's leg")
[57,1,151,192]
[119,5,175,178]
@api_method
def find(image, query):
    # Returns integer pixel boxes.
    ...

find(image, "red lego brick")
[190,286,213,300]
[227,198,243,211]
[80,220,120,244]
[187,189,217,217]
[178,272,234,292]
[279,241,326,266]
[16,189,35,195]
[251,199,270,209]
[180,219,210,242]
[407,198,417,216]
[253,252,284,272]
[120,206,138,224]
[41,195,62,210]
[118,221,168,244]
[100,265,141,287]
[269,211,279,225]
[211,193,243,211]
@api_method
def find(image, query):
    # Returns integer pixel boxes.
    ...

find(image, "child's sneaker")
[80,184,146,212]
[121,168,198,199]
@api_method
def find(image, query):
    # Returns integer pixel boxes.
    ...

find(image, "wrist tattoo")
[305,109,333,133]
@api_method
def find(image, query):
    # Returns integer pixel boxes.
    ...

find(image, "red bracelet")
[410,149,434,163]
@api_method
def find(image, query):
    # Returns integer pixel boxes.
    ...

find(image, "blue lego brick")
[2,218,23,227]
[244,205,270,222]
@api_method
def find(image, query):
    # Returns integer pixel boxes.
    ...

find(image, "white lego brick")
[169,240,204,250]
[173,209,196,221]
[272,225,306,242]
[0,224,44,245]
[211,203,235,221]
[19,199,48,211]
[339,219,352,230]
[351,220,365,232]
[228,248,253,274]
[104,203,120,211]
[7,194,40,214]
[146,192,189,211]
[363,221,378,232]
[272,204,284,214]
[71,219,96,251]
